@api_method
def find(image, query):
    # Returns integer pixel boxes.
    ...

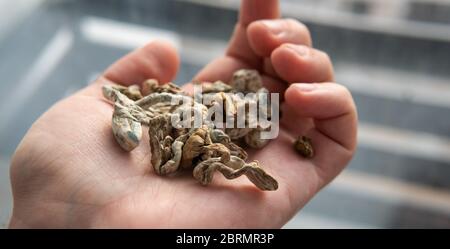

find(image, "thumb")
[103,40,179,86]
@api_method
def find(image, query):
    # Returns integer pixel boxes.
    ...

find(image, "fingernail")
[260,20,284,35]
[292,83,317,92]
[285,44,309,57]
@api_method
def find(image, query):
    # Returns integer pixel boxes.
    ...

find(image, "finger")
[247,19,312,57]
[271,44,334,83]
[239,0,280,26]
[226,0,280,67]
[194,0,280,83]
[103,40,179,86]
[284,83,357,152]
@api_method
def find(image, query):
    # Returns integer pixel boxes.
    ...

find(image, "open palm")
[9,0,357,228]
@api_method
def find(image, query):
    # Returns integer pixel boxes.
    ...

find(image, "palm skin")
[9,0,357,228]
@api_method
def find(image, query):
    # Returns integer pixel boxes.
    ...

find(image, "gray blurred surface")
[0,0,449,228]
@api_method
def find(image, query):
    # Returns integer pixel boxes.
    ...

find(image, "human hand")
[9,0,357,228]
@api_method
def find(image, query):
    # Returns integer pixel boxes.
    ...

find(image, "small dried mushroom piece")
[230,69,263,93]
[148,114,179,175]
[294,136,314,158]
[244,128,271,149]
[111,84,143,101]
[193,157,278,191]
[198,81,233,93]
[142,79,183,95]
[179,126,212,169]
[103,86,152,151]
[209,129,248,159]
[111,103,143,151]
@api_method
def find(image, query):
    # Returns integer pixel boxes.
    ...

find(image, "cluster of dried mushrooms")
[102,69,280,191]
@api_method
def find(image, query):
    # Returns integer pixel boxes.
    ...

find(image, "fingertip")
[285,83,317,107]
[285,82,356,121]
[247,21,279,57]
[272,44,333,83]
[141,40,180,82]
[239,0,280,26]
[248,19,312,58]
[272,44,311,82]
[285,82,337,119]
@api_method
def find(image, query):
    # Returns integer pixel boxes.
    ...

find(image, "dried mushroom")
[102,69,287,191]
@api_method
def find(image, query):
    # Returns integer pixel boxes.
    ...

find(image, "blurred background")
[0,0,450,228]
